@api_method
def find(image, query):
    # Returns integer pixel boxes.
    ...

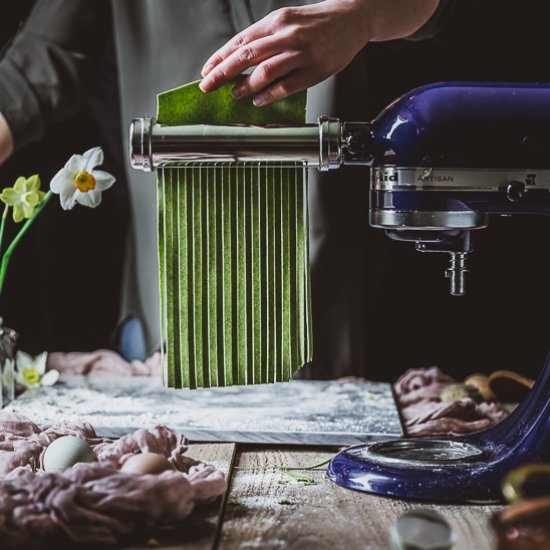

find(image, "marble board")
[7,376,403,445]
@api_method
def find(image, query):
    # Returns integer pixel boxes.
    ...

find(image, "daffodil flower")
[0,146,115,300]
[0,175,46,222]
[15,351,59,389]
[50,146,115,210]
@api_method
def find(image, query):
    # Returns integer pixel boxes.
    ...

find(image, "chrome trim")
[373,167,550,191]
[370,210,488,230]
[129,117,345,171]
[318,116,342,171]
[129,117,154,172]
[351,439,484,467]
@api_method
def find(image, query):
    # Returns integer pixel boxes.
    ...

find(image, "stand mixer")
[131,81,550,502]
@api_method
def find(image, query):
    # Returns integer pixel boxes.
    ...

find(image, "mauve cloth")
[393,367,509,436]
[47,349,162,376]
[0,413,226,548]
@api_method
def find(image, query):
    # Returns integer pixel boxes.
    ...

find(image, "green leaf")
[157,78,306,126]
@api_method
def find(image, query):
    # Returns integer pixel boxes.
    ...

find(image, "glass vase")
[0,320,17,408]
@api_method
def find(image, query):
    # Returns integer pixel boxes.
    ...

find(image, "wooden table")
[119,443,501,550]
[12,378,501,548]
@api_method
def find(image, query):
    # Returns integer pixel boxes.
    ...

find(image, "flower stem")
[0,191,53,297]
[0,204,8,255]
[278,458,332,471]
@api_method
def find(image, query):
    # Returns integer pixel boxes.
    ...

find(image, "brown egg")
[120,452,173,475]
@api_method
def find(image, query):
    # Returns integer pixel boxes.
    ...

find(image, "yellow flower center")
[74,171,96,193]
[22,367,41,385]
[22,191,39,206]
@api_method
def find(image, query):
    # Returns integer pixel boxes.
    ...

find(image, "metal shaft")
[129,116,347,172]
[445,252,469,296]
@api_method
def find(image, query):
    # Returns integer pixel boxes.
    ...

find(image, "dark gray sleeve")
[0,0,110,151]
[406,0,455,41]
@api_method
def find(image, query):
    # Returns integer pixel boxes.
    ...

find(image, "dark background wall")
[0,2,129,354]
[2,0,549,382]
[357,0,550,380]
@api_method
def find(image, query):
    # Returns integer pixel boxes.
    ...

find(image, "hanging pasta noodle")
[157,81,312,388]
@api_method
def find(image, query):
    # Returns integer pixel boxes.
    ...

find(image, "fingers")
[199,5,325,103]
[251,70,309,106]
[201,19,270,78]
[231,52,301,99]
[199,36,282,93]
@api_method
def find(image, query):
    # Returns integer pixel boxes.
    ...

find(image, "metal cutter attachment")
[131,81,550,501]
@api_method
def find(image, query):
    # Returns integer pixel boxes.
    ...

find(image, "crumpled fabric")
[0,414,105,477]
[47,349,161,376]
[0,413,226,548]
[393,366,456,407]
[393,367,509,437]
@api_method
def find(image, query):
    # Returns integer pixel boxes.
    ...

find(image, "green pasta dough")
[157,80,312,388]
[157,78,307,126]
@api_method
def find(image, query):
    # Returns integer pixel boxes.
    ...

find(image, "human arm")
[199,0,446,106]
[0,0,110,161]
[0,114,14,165]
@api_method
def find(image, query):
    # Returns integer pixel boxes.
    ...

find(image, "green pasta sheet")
[157,79,307,126]
[157,79,311,388]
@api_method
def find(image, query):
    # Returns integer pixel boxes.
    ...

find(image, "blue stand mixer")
[131,81,550,502]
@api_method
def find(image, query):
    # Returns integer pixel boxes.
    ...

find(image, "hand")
[199,0,439,106]
[0,113,14,165]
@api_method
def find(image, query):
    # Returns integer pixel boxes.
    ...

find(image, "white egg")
[43,435,97,472]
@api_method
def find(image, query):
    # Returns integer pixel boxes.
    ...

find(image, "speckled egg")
[43,436,96,472]
[120,452,173,475]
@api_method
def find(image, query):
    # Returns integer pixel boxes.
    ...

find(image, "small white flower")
[15,351,59,388]
[50,147,115,210]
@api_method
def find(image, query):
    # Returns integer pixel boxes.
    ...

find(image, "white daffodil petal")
[93,171,116,191]
[15,351,33,371]
[60,184,78,210]
[13,205,25,223]
[76,188,102,208]
[21,202,33,219]
[40,369,60,387]
[26,175,41,192]
[83,147,104,171]
[15,371,27,386]
[13,177,27,192]
[65,154,86,173]
[0,188,18,205]
[50,168,73,194]
[35,351,48,375]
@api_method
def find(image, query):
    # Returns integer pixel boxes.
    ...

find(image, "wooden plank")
[219,446,501,550]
